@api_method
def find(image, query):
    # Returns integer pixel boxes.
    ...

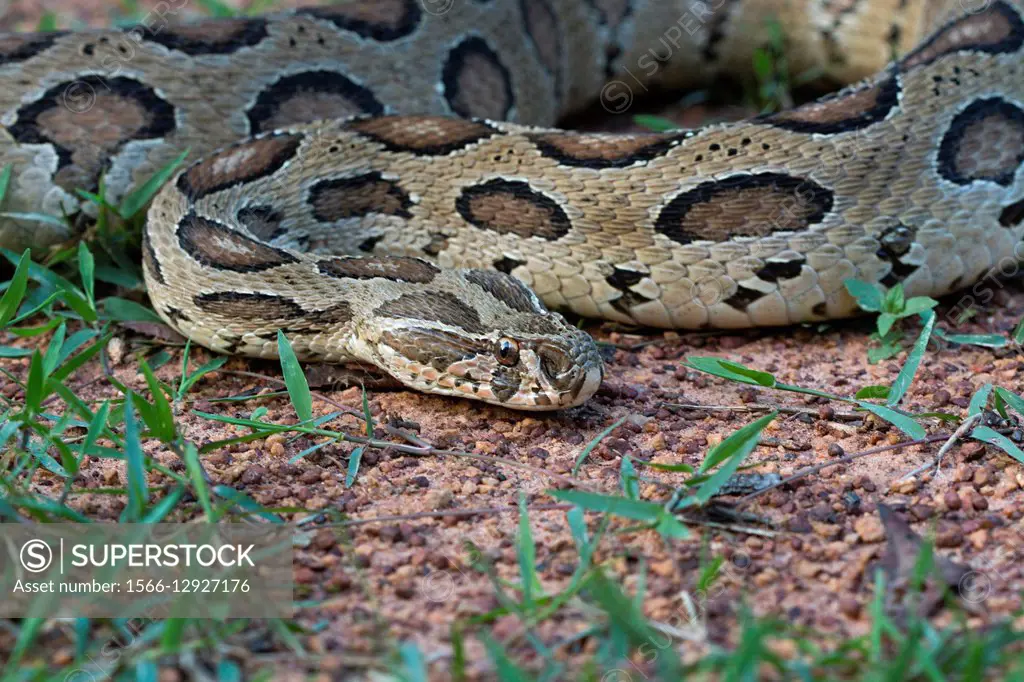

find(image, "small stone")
[943,490,962,510]
[827,443,845,457]
[935,525,964,547]
[295,567,317,584]
[968,528,989,549]
[854,516,885,543]
[838,597,861,619]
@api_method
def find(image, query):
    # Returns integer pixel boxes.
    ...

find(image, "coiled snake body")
[0,0,1022,408]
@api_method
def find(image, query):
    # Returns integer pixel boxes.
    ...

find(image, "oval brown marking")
[1000,198,1024,227]
[937,98,1024,187]
[520,0,561,91]
[178,213,298,273]
[457,179,570,241]
[900,0,1023,71]
[8,76,175,193]
[380,329,476,372]
[236,205,286,241]
[308,172,413,222]
[297,0,421,42]
[376,291,486,333]
[133,17,268,55]
[528,131,682,169]
[318,256,439,283]
[465,269,545,313]
[442,36,514,120]
[176,132,303,199]
[194,291,305,320]
[0,31,68,64]
[142,227,165,286]
[303,301,354,327]
[764,73,900,134]
[655,173,834,245]
[246,71,384,135]
[346,116,498,155]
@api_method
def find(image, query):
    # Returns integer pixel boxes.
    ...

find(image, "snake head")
[369,270,603,410]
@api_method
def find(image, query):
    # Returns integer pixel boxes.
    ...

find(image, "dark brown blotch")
[521,0,562,93]
[178,213,298,272]
[465,269,544,313]
[764,73,900,134]
[309,172,413,222]
[194,291,305,320]
[380,328,477,372]
[237,205,286,241]
[142,227,165,285]
[376,291,486,333]
[318,256,439,283]
[529,131,681,169]
[900,0,1023,71]
[133,17,268,55]
[937,98,1024,187]
[346,116,498,155]
[8,75,175,194]
[178,133,304,199]
[442,36,513,120]
[297,0,421,42]
[246,71,384,135]
[457,179,571,241]
[0,31,67,64]
[654,173,834,245]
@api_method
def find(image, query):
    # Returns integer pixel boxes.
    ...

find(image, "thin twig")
[899,413,982,481]
[737,433,951,505]
[663,401,863,422]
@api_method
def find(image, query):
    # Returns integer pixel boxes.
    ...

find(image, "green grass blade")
[117,148,190,218]
[887,310,935,407]
[277,330,312,422]
[0,248,31,327]
[121,394,151,521]
[572,416,626,475]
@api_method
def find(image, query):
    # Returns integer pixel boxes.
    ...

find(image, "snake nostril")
[537,345,571,381]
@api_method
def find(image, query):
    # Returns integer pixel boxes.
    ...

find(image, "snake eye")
[495,337,520,366]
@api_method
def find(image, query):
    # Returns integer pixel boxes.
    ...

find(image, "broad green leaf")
[855,401,925,439]
[969,384,993,417]
[887,309,935,407]
[994,387,1024,418]
[345,446,363,488]
[972,425,1024,463]
[933,329,1008,348]
[844,278,883,312]
[685,357,776,387]
[277,330,312,422]
[550,490,664,523]
[633,114,678,132]
[118,148,190,218]
[0,248,31,327]
[696,412,777,503]
[78,241,95,309]
[100,296,164,323]
[856,385,891,400]
[139,358,176,442]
